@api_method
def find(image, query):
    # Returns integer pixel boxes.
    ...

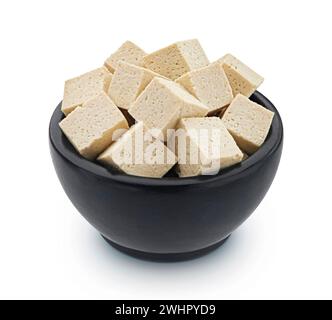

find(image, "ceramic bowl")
[49,91,283,262]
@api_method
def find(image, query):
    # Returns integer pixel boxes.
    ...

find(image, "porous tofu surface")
[61,67,112,116]
[142,39,209,80]
[104,41,146,73]
[108,62,162,110]
[98,122,177,178]
[128,78,181,139]
[174,117,243,177]
[176,63,233,113]
[128,77,208,139]
[158,77,209,117]
[218,54,264,97]
[59,92,128,160]
[221,94,274,154]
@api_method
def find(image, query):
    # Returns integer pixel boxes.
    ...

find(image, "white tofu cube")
[173,117,243,177]
[217,54,264,97]
[128,77,209,139]
[104,41,146,73]
[98,122,177,178]
[108,62,163,110]
[59,93,128,160]
[142,39,209,80]
[61,67,112,116]
[176,63,233,113]
[221,94,274,154]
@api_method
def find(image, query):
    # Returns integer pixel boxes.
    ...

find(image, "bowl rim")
[49,91,283,187]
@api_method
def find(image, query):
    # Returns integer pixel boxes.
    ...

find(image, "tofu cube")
[59,93,129,160]
[128,77,209,139]
[173,117,243,177]
[104,41,146,73]
[62,67,112,116]
[221,94,274,154]
[98,122,177,178]
[176,63,233,114]
[108,62,163,110]
[142,39,209,80]
[217,54,264,97]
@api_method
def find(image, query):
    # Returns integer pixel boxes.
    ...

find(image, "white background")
[0,0,331,300]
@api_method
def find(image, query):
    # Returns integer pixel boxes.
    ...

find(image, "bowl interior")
[49,91,283,186]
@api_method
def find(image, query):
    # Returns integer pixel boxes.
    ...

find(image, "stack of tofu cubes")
[59,40,274,178]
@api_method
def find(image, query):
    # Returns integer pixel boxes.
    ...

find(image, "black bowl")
[49,91,283,262]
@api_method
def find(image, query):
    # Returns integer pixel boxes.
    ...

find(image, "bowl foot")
[101,235,231,262]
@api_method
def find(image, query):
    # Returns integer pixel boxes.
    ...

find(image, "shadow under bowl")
[49,91,283,262]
